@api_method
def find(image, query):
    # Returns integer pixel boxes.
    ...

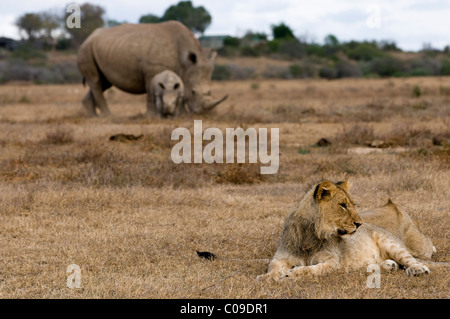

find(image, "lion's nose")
[354,222,362,228]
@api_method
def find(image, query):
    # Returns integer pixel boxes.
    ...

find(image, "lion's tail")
[416,259,450,270]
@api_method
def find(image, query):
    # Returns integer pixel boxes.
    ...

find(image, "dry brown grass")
[0,76,449,299]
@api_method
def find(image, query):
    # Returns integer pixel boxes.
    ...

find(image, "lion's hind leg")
[375,231,430,276]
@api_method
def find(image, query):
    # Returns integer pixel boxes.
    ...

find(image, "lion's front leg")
[286,260,340,278]
[256,256,304,281]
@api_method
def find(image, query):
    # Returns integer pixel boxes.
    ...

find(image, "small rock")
[366,140,389,148]
[316,138,331,147]
[432,135,447,146]
[109,134,143,142]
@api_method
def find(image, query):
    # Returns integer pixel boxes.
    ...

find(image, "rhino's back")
[80,21,194,94]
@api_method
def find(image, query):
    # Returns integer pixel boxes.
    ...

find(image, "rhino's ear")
[188,52,197,64]
[208,50,217,61]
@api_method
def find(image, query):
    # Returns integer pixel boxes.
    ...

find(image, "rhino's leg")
[176,98,188,116]
[90,84,112,117]
[84,74,112,117]
[82,90,97,117]
[145,85,160,118]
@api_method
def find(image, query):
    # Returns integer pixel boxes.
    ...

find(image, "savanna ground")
[0,75,449,299]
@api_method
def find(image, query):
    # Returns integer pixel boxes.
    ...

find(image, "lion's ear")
[314,181,336,201]
[336,180,350,192]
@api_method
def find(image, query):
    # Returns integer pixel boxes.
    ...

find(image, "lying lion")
[258,181,436,281]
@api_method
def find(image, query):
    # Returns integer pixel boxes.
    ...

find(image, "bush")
[289,61,316,78]
[228,64,256,80]
[343,41,384,61]
[9,43,46,62]
[410,57,440,76]
[412,85,422,98]
[278,39,306,59]
[336,60,362,78]
[319,66,338,79]
[409,68,431,76]
[262,65,291,79]
[289,64,303,78]
[369,56,406,77]
[240,46,260,57]
[306,43,325,57]
[0,59,81,84]
[212,64,232,81]
[440,59,450,75]
[56,38,72,50]
[223,36,240,47]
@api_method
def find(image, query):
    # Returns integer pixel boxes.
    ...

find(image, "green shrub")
[336,60,362,78]
[223,36,240,47]
[369,56,406,77]
[409,68,431,76]
[289,64,303,78]
[344,41,384,61]
[440,59,450,75]
[306,43,325,57]
[412,85,422,98]
[278,39,306,59]
[212,64,232,81]
[240,46,260,57]
[410,57,440,76]
[319,66,338,79]
[9,43,46,61]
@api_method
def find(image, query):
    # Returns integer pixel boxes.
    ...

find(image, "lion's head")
[313,181,362,239]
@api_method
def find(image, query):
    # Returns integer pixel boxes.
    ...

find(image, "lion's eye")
[339,203,348,209]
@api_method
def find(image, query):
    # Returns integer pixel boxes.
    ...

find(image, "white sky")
[1,0,449,51]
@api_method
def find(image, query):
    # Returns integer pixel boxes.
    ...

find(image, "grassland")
[0,76,448,298]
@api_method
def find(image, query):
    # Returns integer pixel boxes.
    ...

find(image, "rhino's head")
[157,81,183,118]
[181,49,228,114]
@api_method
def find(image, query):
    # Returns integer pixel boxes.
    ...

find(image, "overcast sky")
[1,0,449,51]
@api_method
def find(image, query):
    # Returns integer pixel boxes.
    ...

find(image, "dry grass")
[0,76,449,299]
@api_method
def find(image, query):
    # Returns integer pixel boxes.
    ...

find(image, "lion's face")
[314,181,362,239]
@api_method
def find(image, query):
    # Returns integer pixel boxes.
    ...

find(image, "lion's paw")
[381,259,399,272]
[405,264,430,276]
[285,266,310,279]
[256,271,287,282]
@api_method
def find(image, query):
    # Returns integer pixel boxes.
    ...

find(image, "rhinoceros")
[77,21,227,117]
[150,70,184,118]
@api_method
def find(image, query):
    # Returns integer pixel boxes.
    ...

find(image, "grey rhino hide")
[77,21,227,117]
[150,70,185,118]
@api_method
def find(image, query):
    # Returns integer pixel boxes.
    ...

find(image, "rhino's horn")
[204,94,228,112]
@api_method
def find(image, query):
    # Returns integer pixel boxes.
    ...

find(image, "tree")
[160,1,211,35]
[139,14,160,24]
[271,23,295,40]
[323,34,340,57]
[16,13,43,42]
[324,34,339,47]
[39,11,62,49]
[39,11,61,39]
[65,3,105,48]
[106,19,127,27]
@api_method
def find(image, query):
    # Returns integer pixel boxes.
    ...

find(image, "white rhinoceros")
[77,21,227,117]
[150,70,184,118]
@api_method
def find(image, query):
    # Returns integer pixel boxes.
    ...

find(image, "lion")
[257,180,434,281]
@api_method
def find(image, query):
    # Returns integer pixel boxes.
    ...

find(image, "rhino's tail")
[82,77,86,87]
